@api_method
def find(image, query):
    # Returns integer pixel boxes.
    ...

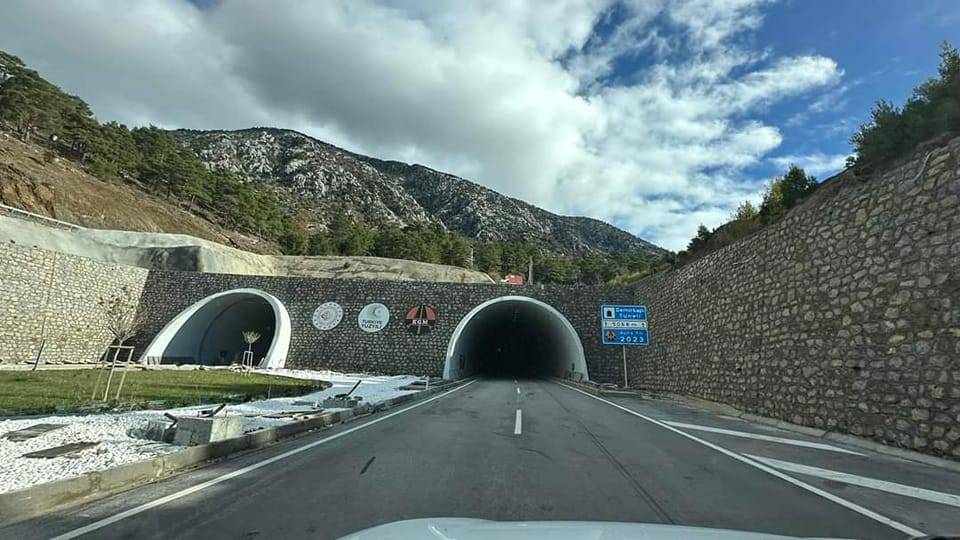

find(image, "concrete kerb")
[0,378,470,526]
[654,391,960,474]
[551,377,642,398]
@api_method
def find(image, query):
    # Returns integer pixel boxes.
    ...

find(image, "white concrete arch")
[443,295,588,380]
[142,288,291,369]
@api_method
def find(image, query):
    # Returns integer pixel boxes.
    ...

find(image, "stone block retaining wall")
[628,138,960,459]
[0,242,147,364]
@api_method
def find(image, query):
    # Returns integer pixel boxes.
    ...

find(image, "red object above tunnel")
[500,274,525,285]
[405,305,437,335]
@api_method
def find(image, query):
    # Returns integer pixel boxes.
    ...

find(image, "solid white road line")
[748,455,960,508]
[555,382,924,537]
[514,409,522,435]
[51,380,479,540]
[664,421,864,456]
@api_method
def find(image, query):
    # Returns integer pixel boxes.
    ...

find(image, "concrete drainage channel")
[0,378,468,526]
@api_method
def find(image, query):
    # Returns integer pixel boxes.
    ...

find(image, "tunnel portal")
[444,296,588,380]
[141,289,291,368]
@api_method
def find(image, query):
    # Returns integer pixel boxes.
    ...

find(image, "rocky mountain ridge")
[173,128,663,256]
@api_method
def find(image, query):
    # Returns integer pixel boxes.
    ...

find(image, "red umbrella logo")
[405,305,437,335]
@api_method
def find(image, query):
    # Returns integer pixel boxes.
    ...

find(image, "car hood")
[338,518,847,539]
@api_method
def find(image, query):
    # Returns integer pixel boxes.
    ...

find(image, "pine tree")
[440,234,472,267]
[779,166,818,210]
[851,41,960,168]
[734,201,758,221]
[473,242,502,275]
[0,70,59,141]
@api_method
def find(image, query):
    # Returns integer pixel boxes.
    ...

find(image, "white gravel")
[0,371,422,494]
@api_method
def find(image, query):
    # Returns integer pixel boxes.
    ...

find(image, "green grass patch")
[0,369,329,416]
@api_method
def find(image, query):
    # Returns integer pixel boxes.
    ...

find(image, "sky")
[1,0,957,250]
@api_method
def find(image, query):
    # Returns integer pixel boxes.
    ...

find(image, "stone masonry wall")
[628,137,960,459]
[0,242,148,364]
[132,272,633,383]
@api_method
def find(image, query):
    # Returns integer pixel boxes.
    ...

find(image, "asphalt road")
[4,378,959,539]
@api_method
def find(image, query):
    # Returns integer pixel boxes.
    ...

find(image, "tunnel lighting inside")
[444,296,587,380]
[142,289,291,368]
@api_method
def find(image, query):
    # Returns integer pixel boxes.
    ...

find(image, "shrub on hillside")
[677,166,818,265]
[850,41,960,169]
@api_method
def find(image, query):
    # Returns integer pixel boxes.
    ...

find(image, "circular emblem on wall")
[358,303,390,333]
[405,304,437,335]
[312,302,343,331]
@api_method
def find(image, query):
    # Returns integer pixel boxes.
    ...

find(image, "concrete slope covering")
[0,213,493,283]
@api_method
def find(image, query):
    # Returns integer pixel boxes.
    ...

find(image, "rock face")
[172,128,664,256]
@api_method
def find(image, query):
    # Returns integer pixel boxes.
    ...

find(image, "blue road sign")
[601,304,649,345]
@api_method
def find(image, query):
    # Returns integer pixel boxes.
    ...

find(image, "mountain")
[172,128,663,256]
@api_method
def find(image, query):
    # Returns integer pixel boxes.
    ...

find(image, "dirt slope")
[0,132,275,254]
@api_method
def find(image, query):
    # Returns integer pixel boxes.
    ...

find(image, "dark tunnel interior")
[162,295,276,366]
[445,298,587,380]
[470,312,565,377]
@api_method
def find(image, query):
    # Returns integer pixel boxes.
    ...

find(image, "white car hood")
[339,518,846,540]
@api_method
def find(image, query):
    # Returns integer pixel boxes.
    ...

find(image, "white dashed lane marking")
[663,421,864,456]
[514,409,522,435]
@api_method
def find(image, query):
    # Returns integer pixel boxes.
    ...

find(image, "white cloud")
[769,152,848,177]
[809,84,851,114]
[667,0,771,51]
[717,56,841,112]
[0,0,843,250]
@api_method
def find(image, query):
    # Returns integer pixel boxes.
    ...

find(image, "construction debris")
[325,379,364,408]
[143,420,177,443]
[261,410,326,421]
[3,423,67,442]
[333,380,363,399]
[199,403,227,417]
[173,416,242,446]
[22,441,99,459]
[291,400,322,407]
